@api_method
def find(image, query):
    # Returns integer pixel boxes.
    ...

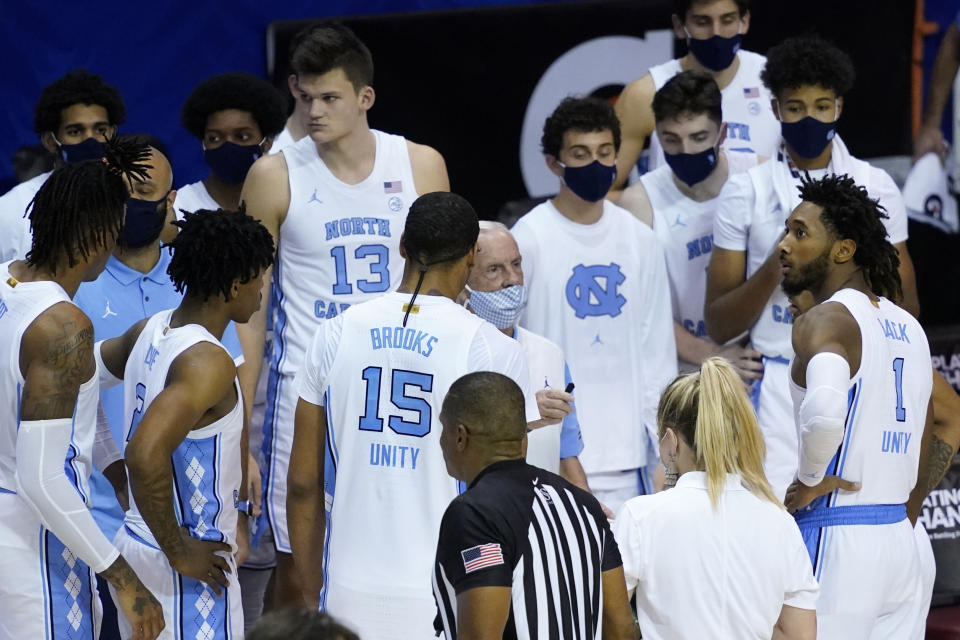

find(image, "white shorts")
[908,521,935,639]
[812,518,920,639]
[325,580,437,640]
[262,368,297,553]
[112,526,242,640]
[0,492,102,640]
[753,358,799,501]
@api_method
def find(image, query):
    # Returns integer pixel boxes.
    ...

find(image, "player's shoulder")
[605,200,657,241]
[792,299,858,352]
[863,162,904,202]
[619,73,657,108]
[405,138,444,167]
[0,171,48,215]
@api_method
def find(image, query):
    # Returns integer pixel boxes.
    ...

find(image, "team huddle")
[0,1,954,639]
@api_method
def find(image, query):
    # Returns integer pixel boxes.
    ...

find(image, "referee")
[432,371,638,639]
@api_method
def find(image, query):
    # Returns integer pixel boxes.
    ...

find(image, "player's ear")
[41,131,59,155]
[398,233,407,259]
[740,10,751,34]
[771,100,782,122]
[287,74,299,97]
[835,96,844,120]
[545,154,563,178]
[359,86,375,112]
[717,122,727,148]
[833,238,856,264]
[670,13,686,40]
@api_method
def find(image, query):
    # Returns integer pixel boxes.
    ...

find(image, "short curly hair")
[181,72,288,140]
[761,35,855,99]
[33,69,126,135]
[166,206,275,302]
[541,97,621,158]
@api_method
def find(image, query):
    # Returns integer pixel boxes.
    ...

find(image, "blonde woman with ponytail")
[612,358,819,640]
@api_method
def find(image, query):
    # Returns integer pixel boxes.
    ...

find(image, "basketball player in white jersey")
[786,289,960,640]
[0,141,164,640]
[239,22,449,604]
[174,73,287,215]
[96,208,275,639]
[776,175,932,637]
[706,35,920,500]
[464,221,589,486]
[619,70,763,378]
[512,96,677,515]
[287,192,538,639]
[612,0,778,195]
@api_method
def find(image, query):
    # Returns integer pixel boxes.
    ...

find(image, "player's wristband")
[235,499,254,517]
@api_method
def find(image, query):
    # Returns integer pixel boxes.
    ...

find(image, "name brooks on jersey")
[370,326,439,357]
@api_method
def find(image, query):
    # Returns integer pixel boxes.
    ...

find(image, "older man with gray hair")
[464,221,592,492]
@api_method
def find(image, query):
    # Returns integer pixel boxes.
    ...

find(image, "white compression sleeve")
[93,403,123,472]
[94,340,123,390]
[797,352,851,487]
[15,418,120,573]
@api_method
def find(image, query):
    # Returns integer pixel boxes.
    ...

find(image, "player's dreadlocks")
[166,206,275,302]
[25,132,151,274]
[798,174,902,302]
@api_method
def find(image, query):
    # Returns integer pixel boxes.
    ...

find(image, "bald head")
[441,372,527,442]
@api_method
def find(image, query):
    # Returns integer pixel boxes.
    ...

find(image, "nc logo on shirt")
[565,263,626,318]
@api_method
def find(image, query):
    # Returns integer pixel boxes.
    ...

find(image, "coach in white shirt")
[614,358,818,640]
[464,221,589,484]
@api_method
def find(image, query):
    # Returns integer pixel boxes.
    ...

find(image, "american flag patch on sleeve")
[461,543,503,573]
[743,86,759,99]
[384,180,402,193]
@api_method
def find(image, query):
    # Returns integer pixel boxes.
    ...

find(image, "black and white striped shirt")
[433,459,621,639]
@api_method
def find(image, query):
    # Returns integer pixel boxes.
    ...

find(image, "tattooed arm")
[908,371,960,524]
[16,303,164,639]
[125,342,235,595]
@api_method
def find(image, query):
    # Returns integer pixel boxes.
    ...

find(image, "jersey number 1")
[892,357,906,422]
[358,367,434,437]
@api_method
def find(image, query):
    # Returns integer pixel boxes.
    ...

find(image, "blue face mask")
[204,140,264,184]
[664,145,718,186]
[466,284,528,329]
[685,29,742,72]
[561,160,617,202]
[54,136,105,163]
[122,192,169,248]
[779,107,838,159]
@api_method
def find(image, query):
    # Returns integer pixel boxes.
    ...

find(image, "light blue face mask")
[466,284,528,329]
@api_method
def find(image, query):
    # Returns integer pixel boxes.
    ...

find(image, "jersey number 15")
[358,366,434,437]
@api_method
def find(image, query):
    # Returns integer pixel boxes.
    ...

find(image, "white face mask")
[465,284,528,329]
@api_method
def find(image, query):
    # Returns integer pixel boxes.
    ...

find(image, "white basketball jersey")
[647,51,779,170]
[0,262,98,501]
[516,326,565,473]
[512,201,678,474]
[296,292,536,638]
[643,151,759,340]
[791,289,932,506]
[172,181,219,219]
[121,310,243,552]
[273,130,417,378]
[270,126,298,155]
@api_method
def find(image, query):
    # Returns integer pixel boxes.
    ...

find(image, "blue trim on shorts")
[44,530,96,639]
[261,259,289,549]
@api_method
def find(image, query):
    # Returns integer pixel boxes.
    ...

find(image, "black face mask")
[54,136,105,163]
[122,191,170,248]
[204,140,264,184]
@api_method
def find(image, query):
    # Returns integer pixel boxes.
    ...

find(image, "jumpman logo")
[308,188,322,204]
[591,333,603,346]
[102,300,117,319]
[670,214,685,228]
